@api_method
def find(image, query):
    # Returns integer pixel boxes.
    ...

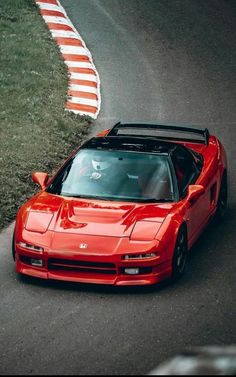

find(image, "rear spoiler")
[107,122,210,145]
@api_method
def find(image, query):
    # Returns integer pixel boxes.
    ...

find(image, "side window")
[171,147,198,197]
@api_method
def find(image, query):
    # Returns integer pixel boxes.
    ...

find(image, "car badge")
[79,243,88,249]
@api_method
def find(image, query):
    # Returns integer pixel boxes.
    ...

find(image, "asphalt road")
[1,0,236,375]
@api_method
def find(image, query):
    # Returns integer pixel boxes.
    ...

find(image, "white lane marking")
[69,85,98,94]
[51,30,80,39]
[65,61,94,69]
[42,15,73,26]
[69,73,98,82]
[59,45,91,56]
[67,97,98,107]
[37,2,66,14]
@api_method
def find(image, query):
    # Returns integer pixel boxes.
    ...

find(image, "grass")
[0,0,92,230]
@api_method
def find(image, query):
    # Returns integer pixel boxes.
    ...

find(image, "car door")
[171,146,210,245]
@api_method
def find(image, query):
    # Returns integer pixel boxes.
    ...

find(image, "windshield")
[47,149,174,202]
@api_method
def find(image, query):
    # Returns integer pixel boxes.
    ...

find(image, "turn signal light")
[124,268,140,275]
[31,259,43,267]
[123,253,157,260]
[18,242,44,252]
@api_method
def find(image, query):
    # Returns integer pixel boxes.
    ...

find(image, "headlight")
[18,242,44,252]
[130,221,162,240]
[25,211,53,233]
[123,253,157,260]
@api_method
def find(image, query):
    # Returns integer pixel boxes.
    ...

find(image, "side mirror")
[187,185,205,204]
[32,172,49,190]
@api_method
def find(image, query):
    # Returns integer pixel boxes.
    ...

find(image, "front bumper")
[16,259,171,286]
[15,237,172,286]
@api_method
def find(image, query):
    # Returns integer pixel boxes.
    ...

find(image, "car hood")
[25,192,175,238]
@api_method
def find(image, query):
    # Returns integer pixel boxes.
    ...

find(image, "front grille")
[48,258,116,275]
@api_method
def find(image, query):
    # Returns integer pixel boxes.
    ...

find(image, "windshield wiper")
[61,193,85,198]
[61,193,111,200]
[87,195,111,201]
[142,198,173,203]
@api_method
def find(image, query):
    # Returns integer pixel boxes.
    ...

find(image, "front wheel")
[172,227,188,281]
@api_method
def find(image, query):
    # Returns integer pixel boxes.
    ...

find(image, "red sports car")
[12,123,227,286]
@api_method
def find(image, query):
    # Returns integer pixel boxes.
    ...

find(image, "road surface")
[1,1,235,374]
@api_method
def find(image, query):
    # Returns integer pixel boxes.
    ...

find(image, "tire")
[215,173,228,222]
[172,226,188,281]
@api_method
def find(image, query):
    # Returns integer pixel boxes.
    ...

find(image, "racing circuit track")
[1,0,236,374]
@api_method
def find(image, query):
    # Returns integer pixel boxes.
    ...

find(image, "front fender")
[155,213,185,261]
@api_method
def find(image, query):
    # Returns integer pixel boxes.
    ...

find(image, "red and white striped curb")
[35,0,101,119]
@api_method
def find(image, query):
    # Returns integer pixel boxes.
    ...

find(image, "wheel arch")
[156,215,188,261]
[175,221,188,250]
[171,222,188,280]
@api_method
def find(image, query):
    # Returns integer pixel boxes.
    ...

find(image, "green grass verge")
[0,0,92,230]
